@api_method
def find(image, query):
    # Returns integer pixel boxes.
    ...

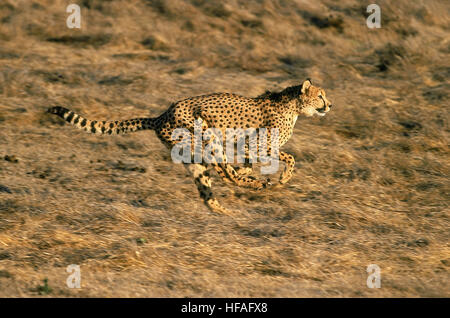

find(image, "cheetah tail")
[47,106,158,135]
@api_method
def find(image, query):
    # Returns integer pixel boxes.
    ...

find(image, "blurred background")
[0,0,448,297]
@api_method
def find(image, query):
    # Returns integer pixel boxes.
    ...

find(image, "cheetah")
[47,79,332,215]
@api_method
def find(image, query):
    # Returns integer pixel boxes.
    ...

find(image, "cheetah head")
[298,79,333,117]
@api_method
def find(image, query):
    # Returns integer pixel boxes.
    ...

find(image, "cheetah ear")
[300,79,312,94]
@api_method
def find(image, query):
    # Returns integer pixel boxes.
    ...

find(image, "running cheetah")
[48,79,332,215]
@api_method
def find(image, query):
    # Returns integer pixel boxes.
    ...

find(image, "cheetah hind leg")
[184,163,235,216]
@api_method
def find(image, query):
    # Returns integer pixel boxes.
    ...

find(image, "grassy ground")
[0,0,448,297]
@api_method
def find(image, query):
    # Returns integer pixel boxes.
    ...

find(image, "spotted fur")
[48,79,332,215]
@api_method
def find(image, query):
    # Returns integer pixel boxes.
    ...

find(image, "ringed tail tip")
[47,106,67,115]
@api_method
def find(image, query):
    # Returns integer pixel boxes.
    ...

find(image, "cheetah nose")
[329,104,333,108]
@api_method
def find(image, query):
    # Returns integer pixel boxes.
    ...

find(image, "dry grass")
[0,0,449,297]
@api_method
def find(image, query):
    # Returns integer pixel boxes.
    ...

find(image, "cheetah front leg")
[199,119,270,190]
[218,150,295,186]
[279,151,295,184]
[184,163,234,215]
[235,165,253,177]
[208,140,270,190]
[212,163,270,190]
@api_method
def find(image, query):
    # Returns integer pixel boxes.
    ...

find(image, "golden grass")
[0,0,449,297]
